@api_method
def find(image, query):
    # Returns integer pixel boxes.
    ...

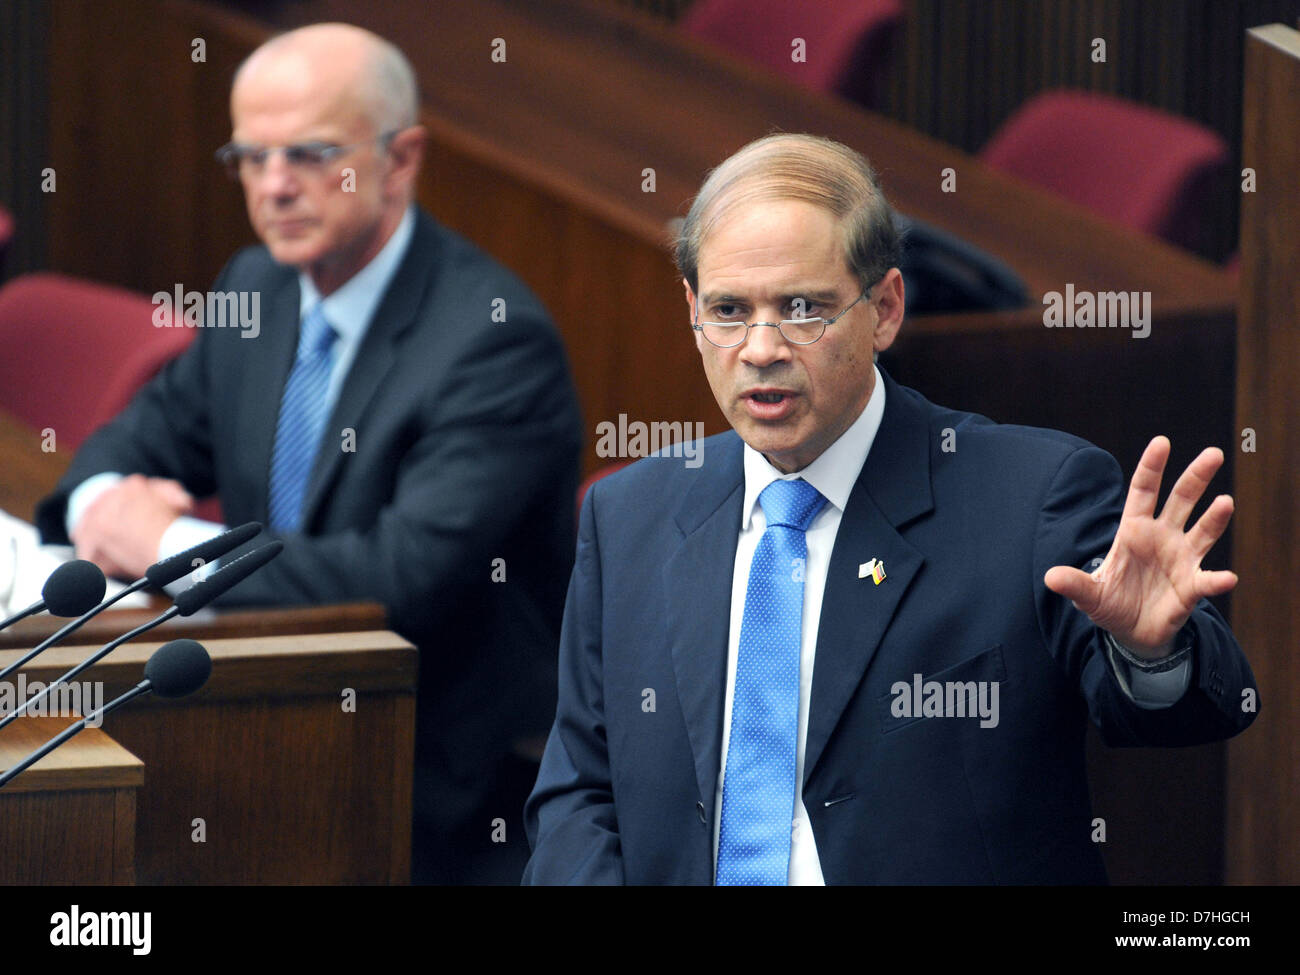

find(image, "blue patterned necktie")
[717,477,828,885]
[267,303,337,532]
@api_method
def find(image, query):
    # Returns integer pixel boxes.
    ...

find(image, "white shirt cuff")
[158,516,227,596]
[66,472,125,539]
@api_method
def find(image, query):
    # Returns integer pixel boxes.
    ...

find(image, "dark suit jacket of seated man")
[36,23,583,883]
[522,133,1258,885]
[38,205,582,881]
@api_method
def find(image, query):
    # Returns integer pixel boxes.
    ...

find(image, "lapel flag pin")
[858,558,886,584]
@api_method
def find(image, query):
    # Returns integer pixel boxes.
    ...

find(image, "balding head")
[675,133,901,295]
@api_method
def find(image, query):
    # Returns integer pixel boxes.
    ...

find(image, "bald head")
[233,23,417,136]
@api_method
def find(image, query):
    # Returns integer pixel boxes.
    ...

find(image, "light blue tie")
[717,478,827,886]
[267,303,336,532]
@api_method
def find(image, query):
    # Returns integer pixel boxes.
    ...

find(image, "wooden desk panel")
[0,599,387,651]
[0,715,142,885]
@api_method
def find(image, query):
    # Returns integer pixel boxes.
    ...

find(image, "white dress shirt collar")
[297,204,416,340]
[741,365,887,529]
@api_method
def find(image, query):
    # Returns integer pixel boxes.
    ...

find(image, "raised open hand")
[1044,436,1237,657]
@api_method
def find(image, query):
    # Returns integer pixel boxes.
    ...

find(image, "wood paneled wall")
[0,0,50,281]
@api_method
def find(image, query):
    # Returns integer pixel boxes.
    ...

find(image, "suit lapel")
[804,371,934,781]
[299,213,442,528]
[662,433,744,809]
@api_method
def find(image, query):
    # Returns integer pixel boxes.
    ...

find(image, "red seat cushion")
[682,0,904,107]
[981,89,1229,251]
[0,272,194,450]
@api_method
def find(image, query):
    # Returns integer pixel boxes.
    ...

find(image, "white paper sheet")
[0,508,150,616]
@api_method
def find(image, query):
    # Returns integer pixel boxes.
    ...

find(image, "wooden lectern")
[1,630,417,884]
[0,716,143,884]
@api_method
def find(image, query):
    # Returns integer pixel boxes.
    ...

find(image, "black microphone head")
[42,559,107,616]
[173,540,283,617]
[143,639,212,698]
[145,521,263,588]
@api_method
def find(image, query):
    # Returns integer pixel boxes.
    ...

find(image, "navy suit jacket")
[523,370,1257,884]
[38,209,583,871]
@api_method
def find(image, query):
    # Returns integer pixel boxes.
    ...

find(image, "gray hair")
[674,133,901,293]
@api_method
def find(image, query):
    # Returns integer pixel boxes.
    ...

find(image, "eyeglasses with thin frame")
[692,280,879,349]
[215,130,400,179]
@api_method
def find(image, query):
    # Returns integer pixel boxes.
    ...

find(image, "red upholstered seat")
[0,272,227,523]
[981,89,1229,253]
[681,0,904,108]
[0,272,193,451]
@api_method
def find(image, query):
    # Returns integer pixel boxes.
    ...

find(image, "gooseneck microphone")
[0,639,213,789]
[0,560,106,631]
[170,540,282,616]
[0,540,281,729]
[0,522,263,685]
[143,521,263,591]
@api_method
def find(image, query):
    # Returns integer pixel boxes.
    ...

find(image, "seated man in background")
[36,23,582,883]
[524,134,1258,885]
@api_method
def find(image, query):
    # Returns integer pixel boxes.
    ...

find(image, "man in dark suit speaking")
[36,23,582,882]
[523,134,1258,884]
